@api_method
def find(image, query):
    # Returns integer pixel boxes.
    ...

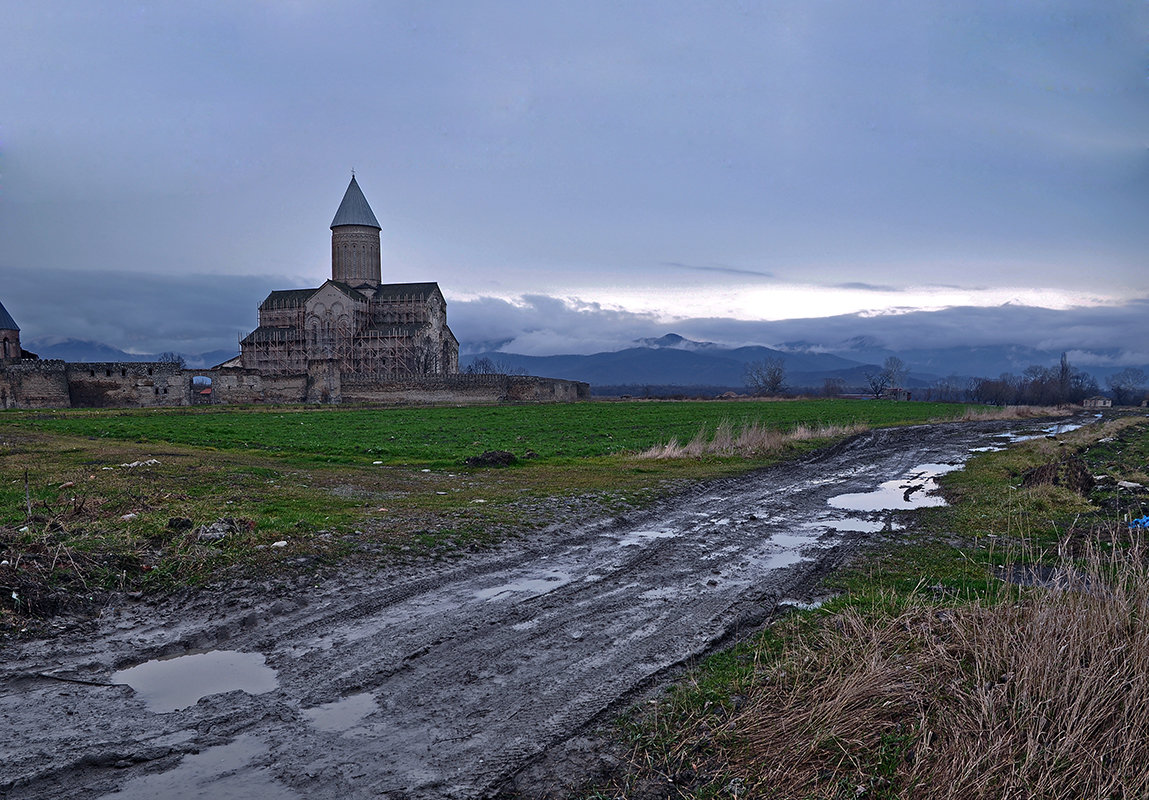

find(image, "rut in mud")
[0,419,1074,799]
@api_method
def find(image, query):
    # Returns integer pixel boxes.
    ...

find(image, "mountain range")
[464,334,1147,396]
[24,333,1146,396]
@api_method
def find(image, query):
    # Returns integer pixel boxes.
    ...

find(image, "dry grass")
[626,532,1149,799]
[635,421,869,459]
[958,405,1067,421]
[635,405,1067,460]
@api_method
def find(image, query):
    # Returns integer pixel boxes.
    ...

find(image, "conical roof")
[0,300,18,331]
[330,175,381,229]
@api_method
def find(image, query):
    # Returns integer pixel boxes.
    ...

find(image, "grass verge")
[598,413,1149,800]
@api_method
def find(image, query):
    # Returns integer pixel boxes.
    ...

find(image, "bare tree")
[882,356,907,388]
[864,369,891,399]
[465,356,516,375]
[157,351,186,368]
[822,377,846,397]
[1107,367,1147,406]
[744,357,787,396]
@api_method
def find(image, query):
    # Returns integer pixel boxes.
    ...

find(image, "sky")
[1,1,1146,359]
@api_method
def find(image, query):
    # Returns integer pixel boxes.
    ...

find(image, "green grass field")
[10,398,977,466]
[0,398,999,629]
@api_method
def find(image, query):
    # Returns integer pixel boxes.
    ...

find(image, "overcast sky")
[1,1,1146,357]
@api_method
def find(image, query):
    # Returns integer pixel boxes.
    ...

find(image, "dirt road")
[0,420,1066,799]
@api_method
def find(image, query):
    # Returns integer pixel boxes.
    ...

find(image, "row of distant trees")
[743,353,1148,406]
[744,355,909,400]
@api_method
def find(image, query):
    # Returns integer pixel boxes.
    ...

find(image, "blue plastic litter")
[1129,516,1149,530]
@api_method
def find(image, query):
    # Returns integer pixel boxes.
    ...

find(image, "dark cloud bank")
[7,268,1147,377]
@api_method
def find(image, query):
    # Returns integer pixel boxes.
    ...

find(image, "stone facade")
[0,360,191,409]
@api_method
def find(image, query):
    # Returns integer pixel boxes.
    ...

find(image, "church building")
[239,176,459,379]
[0,300,23,364]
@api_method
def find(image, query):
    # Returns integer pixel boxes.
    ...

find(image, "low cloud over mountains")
[7,266,1147,381]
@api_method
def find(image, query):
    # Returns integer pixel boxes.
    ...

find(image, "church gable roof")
[0,300,19,331]
[330,175,381,229]
[371,282,442,301]
[319,280,369,302]
[260,288,319,309]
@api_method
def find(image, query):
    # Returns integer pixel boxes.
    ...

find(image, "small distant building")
[1083,395,1112,409]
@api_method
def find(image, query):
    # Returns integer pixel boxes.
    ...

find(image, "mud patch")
[112,650,278,712]
[97,734,300,800]
[303,692,379,733]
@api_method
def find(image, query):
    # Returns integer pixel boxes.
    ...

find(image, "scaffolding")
[239,286,456,379]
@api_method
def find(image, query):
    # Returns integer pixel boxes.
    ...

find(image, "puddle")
[99,734,300,799]
[969,445,1004,453]
[823,518,888,533]
[1008,419,1090,442]
[474,569,571,601]
[303,692,378,733]
[778,596,833,611]
[112,650,278,712]
[828,463,961,512]
[613,528,678,547]
[759,549,811,569]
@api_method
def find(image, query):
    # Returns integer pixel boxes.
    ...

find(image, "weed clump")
[636,421,868,459]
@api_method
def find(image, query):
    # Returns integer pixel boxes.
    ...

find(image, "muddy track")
[0,419,1071,799]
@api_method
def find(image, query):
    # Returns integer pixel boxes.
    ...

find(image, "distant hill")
[462,339,877,392]
[24,338,238,370]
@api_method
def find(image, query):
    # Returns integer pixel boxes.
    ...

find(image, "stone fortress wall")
[0,359,589,410]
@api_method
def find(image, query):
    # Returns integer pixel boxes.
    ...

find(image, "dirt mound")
[464,450,518,467]
[1021,456,1094,494]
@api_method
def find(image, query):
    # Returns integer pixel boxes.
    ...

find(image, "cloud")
[454,292,1149,364]
[449,294,663,356]
[660,262,774,279]
[832,282,901,292]
[5,265,276,355]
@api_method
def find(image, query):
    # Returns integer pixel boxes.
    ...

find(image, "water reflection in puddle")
[303,692,378,733]
[112,650,278,713]
[813,518,888,533]
[98,734,300,800]
[828,463,960,512]
[1008,419,1090,442]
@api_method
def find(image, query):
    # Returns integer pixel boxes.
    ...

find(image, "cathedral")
[238,176,459,379]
